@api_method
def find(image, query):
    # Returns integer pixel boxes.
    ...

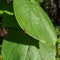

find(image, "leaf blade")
[13,0,57,45]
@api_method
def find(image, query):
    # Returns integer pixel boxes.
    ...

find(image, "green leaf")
[0,0,13,15]
[2,29,56,60]
[13,0,57,45]
[0,10,4,14]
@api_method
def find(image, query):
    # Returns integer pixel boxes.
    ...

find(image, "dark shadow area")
[0,17,3,45]
[0,17,2,26]
[0,37,3,45]
[4,26,39,49]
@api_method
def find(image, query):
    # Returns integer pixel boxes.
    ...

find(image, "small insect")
[23,30,27,34]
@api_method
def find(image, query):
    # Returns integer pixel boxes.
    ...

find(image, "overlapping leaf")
[13,0,57,45]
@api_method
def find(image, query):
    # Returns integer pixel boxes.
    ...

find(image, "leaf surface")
[2,29,56,60]
[13,0,57,45]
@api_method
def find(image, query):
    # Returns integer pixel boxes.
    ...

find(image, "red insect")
[24,30,27,34]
